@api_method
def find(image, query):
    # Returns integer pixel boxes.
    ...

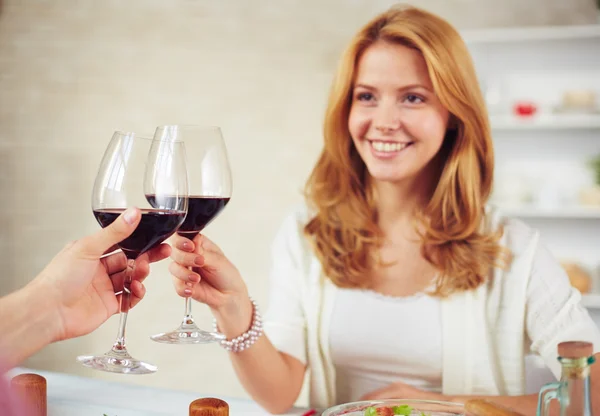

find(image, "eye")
[355,92,374,102]
[404,94,425,104]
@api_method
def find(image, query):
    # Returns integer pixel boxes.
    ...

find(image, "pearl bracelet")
[212,297,263,353]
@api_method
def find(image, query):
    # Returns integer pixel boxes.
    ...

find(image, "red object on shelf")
[514,101,537,117]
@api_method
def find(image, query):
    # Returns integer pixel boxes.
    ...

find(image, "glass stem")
[183,297,195,325]
[112,258,135,352]
[183,265,195,326]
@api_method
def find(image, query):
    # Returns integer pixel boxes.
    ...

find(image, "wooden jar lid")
[189,397,229,416]
[11,373,47,416]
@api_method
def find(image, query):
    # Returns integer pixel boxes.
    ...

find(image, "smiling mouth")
[368,140,413,153]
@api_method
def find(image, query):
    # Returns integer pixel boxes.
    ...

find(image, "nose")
[373,102,402,134]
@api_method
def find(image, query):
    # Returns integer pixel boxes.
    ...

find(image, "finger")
[109,269,127,293]
[171,234,196,253]
[101,251,128,275]
[129,280,146,308]
[146,243,171,263]
[102,244,120,256]
[110,259,150,293]
[189,250,233,293]
[172,275,193,298]
[194,234,223,255]
[169,261,201,284]
[170,244,204,268]
[132,258,150,283]
[77,207,141,258]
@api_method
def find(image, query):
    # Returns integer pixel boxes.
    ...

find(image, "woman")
[169,5,600,415]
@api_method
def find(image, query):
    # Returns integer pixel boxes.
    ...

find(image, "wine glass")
[77,131,188,374]
[150,125,232,344]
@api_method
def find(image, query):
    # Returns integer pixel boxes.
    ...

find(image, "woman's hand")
[169,233,252,337]
[360,381,449,402]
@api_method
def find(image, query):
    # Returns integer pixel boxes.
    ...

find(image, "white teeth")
[371,141,408,153]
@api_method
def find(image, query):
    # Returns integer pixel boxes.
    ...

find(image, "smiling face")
[348,41,450,186]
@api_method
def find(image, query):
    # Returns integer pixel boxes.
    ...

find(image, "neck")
[373,166,438,231]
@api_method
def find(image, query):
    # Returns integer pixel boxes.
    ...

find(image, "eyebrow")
[354,83,432,92]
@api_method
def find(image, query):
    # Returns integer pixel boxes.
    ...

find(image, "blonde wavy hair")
[304,5,507,296]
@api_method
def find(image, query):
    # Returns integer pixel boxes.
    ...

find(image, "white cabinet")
[462,25,600,313]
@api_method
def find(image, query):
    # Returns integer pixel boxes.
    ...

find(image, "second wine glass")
[150,125,232,344]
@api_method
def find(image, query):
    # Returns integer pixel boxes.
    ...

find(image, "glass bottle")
[537,341,595,416]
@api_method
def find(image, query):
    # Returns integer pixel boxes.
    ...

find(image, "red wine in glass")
[145,195,229,240]
[94,209,186,258]
[178,196,230,239]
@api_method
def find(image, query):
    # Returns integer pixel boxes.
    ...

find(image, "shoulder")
[274,203,312,246]
[484,205,540,259]
[271,203,316,267]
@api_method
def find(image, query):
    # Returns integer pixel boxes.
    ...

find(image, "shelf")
[583,294,600,309]
[462,24,600,44]
[497,205,600,219]
[490,114,600,131]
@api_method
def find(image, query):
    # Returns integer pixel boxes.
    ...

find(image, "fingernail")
[189,274,200,283]
[123,207,138,224]
[182,241,192,251]
[184,288,192,296]
[194,256,203,266]
[186,281,193,287]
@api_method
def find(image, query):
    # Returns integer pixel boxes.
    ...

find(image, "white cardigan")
[262,205,600,409]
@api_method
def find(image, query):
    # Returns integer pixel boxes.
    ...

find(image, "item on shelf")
[484,80,505,115]
[492,173,533,206]
[580,154,600,207]
[560,262,592,294]
[589,153,600,186]
[555,89,597,113]
[513,101,538,117]
[579,186,600,206]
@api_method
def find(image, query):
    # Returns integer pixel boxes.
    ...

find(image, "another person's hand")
[168,233,251,337]
[360,380,449,402]
[31,207,170,342]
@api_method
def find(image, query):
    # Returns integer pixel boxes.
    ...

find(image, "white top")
[262,204,600,409]
[330,288,443,403]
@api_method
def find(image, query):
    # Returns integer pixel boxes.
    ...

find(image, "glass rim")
[322,399,464,416]
[154,124,223,133]
[112,130,185,143]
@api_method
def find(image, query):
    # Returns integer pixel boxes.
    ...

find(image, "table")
[8,368,307,416]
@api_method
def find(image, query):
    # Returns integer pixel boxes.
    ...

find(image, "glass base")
[150,323,225,344]
[77,349,157,374]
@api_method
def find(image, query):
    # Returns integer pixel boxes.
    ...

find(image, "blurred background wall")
[1,0,599,406]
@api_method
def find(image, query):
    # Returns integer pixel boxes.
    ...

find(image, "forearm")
[229,337,305,413]
[0,283,59,372]
[452,394,540,416]
[214,297,305,414]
